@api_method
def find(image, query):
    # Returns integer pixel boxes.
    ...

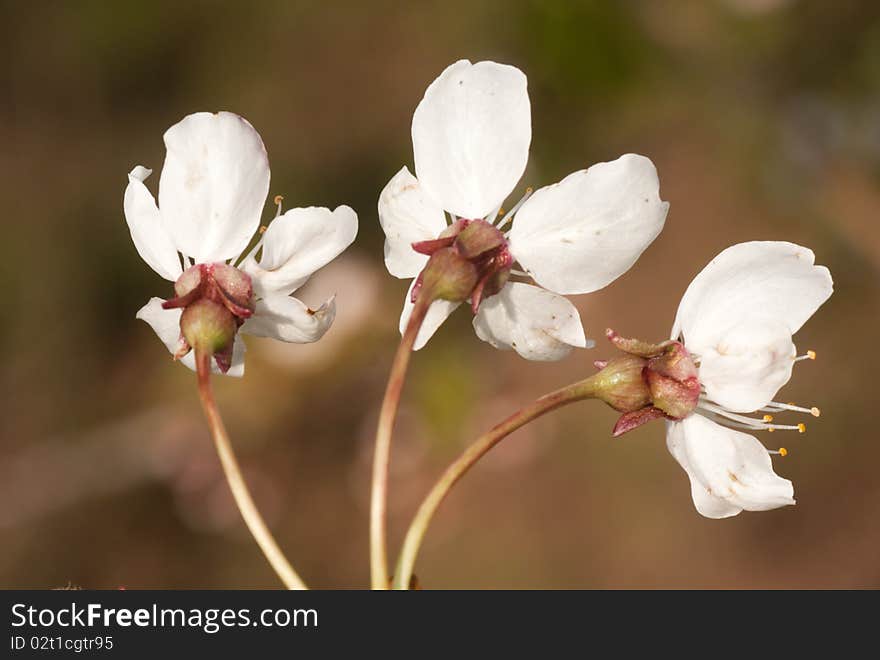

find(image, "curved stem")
[393,375,600,589]
[196,351,307,590]
[370,293,433,589]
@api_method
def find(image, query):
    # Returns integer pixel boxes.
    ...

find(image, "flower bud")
[644,342,700,419]
[181,299,237,356]
[164,263,255,319]
[210,263,255,318]
[590,354,652,413]
[454,219,507,260]
[411,219,513,312]
[418,248,478,303]
[173,264,203,300]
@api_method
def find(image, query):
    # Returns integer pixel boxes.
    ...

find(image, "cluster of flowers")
[125,60,832,520]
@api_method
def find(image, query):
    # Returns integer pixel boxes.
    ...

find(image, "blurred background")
[1,0,878,589]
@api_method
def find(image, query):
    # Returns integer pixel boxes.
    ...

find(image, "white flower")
[378,60,669,361]
[666,241,833,518]
[125,111,358,376]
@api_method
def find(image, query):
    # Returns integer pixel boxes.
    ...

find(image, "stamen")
[486,203,504,225]
[766,423,806,432]
[794,350,816,362]
[698,400,772,429]
[717,419,777,431]
[768,447,788,456]
[496,187,533,230]
[697,400,808,432]
[236,193,280,267]
[761,402,820,416]
[236,226,269,266]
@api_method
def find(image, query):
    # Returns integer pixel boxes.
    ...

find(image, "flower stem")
[370,292,433,589]
[392,375,600,589]
[195,351,307,590]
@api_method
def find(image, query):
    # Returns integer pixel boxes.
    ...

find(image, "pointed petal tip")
[172,339,190,361]
[310,294,336,318]
[128,165,152,182]
[613,407,666,437]
[214,354,232,375]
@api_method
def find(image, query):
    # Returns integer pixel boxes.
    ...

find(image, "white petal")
[472,282,590,361]
[507,154,668,295]
[243,205,358,296]
[378,167,447,278]
[123,166,182,281]
[399,279,460,351]
[696,319,796,412]
[412,59,531,219]
[671,241,833,349]
[242,295,336,344]
[666,416,795,519]
[158,112,270,263]
[136,298,245,377]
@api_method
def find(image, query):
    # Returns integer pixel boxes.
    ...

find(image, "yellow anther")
[498,208,505,216]
[779,447,788,457]
[767,427,775,433]
[797,423,806,433]
[763,414,774,422]
[807,350,816,360]
[811,407,821,417]
[273,194,284,205]
[258,225,268,235]
[525,186,534,194]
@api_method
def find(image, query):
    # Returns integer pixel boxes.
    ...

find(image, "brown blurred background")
[1,0,878,589]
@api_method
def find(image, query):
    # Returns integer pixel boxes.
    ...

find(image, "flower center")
[411,218,514,312]
[161,262,256,374]
[408,186,540,311]
[163,262,255,321]
[490,187,533,230]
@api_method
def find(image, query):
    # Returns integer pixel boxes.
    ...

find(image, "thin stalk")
[196,351,307,590]
[393,375,600,589]
[370,292,433,589]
